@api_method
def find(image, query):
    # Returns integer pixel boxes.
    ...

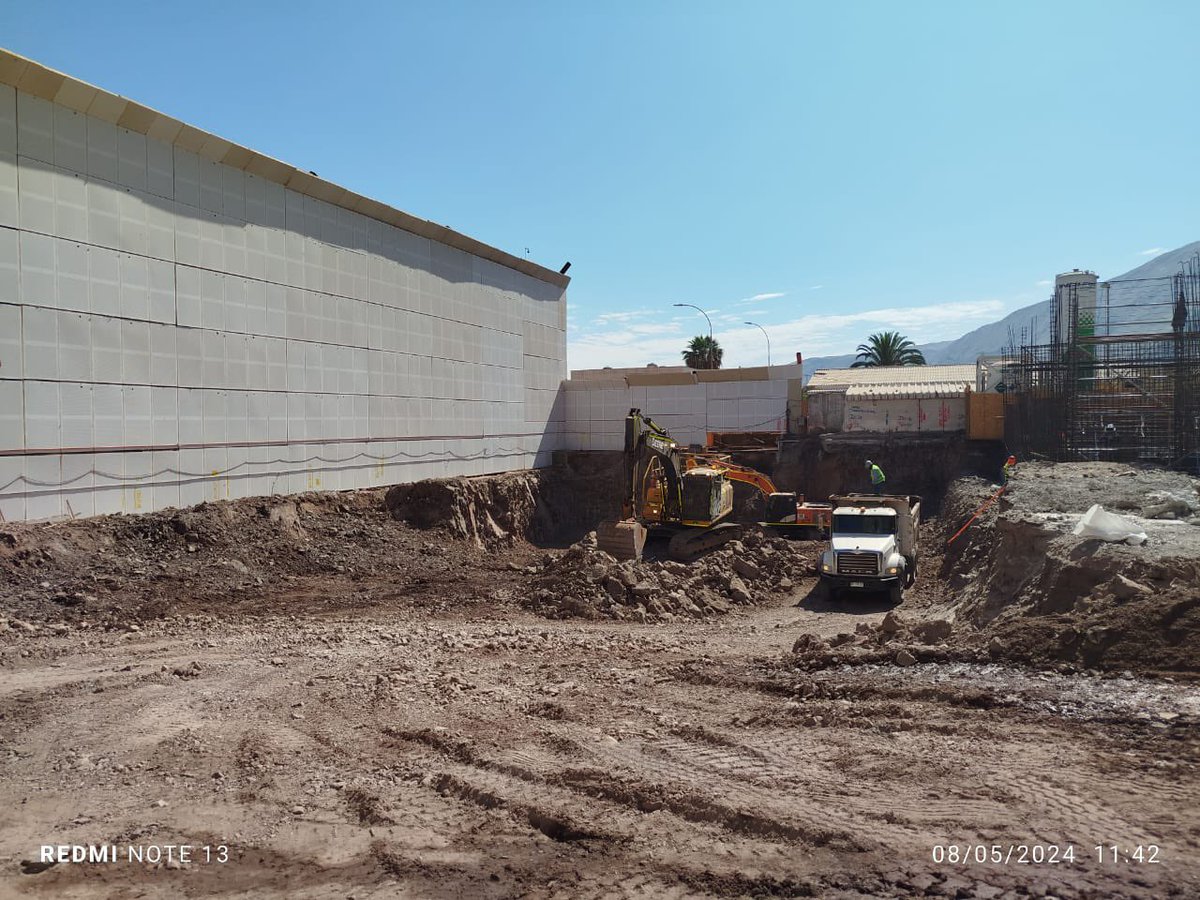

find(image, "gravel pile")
[525,527,812,621]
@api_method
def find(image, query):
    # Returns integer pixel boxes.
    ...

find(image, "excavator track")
[597,520,648,561]
[667,522,743,563]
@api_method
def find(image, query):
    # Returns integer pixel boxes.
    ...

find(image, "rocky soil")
[1,461,1198,898]
[938,462,1200,673]
[526,528,812,621]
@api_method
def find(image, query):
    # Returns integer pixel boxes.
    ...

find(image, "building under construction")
[1003,258,1200,470]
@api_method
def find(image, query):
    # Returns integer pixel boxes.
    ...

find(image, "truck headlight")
[886,566,899,574]
[821,563,832,572]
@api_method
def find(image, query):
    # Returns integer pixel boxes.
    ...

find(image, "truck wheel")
[888,582,903,606]
[823,582,840,603]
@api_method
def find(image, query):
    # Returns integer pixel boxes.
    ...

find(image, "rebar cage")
[1002,255,1200,471]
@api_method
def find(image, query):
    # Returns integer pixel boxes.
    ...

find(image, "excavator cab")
[680,467,734,526]
[765,491,800,523]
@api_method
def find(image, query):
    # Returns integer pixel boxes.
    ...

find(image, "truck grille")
[836,551,880,576]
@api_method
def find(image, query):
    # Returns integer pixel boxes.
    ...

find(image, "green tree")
[851,331,927,367]
[682,335,723,369]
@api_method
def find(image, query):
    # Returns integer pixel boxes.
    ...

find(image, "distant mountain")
[921,302,1051,364]
[803,240,1200,381]
[1103,240,1200,333]
[799,352,858,374]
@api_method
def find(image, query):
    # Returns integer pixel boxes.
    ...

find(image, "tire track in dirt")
[386,726,867,853]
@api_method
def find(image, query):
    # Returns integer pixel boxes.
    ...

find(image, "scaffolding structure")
[1003,256,1200,471]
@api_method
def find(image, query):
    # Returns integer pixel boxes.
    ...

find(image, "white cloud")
[809,284,824,290]
[737,291,787,305]
[1139,247,1165,256]
[569,297,1016,371]
[591,310,652,325]
[626,322,682,336]
[1036,279,1052,287]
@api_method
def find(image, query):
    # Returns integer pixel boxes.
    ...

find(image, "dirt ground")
[2,465,1199,898]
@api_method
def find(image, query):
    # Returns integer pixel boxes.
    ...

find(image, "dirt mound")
[525,528,813,621]
[384,454,625,548]
[385,472,541,546]
[0,484,540,628]
[938,463,1200,673]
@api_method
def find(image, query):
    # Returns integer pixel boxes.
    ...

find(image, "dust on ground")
[1,462,1198,898]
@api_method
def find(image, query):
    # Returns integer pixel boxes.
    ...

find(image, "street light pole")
[744,321,771,367]
[673,302,714,369]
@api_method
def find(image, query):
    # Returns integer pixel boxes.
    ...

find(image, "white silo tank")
[1054,269,1098,343]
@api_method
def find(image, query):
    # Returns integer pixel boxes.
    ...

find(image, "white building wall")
[560,366,797,450]
[0,83,566,522]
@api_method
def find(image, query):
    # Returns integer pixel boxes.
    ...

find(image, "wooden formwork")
[967,391,1005,440]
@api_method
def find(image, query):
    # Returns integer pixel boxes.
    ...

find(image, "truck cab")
[818,495,920,603]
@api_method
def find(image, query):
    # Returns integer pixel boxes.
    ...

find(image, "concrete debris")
[894,649,917,667]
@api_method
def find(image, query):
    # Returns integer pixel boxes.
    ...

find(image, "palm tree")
[682,335,723,369]
[851,331,927,367]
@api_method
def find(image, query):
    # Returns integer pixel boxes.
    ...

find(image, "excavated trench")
[937,465,1200,672]
[381,449,969,625]
[4,443,1196,673]
[382,440,977,550]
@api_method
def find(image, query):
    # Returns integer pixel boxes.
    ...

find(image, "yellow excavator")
[597,409,830,562]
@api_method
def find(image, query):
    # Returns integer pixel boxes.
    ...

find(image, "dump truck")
[817,494,920,604]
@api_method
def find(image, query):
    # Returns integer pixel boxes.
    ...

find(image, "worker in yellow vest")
[1002,454,1017,485]
[866,459,886,495]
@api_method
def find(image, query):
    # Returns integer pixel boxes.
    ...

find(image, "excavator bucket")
[597,520,647,561]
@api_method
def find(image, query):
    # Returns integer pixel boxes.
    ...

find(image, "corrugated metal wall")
[0,84,566,522]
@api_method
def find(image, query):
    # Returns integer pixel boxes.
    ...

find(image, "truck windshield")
[833,514,896,535]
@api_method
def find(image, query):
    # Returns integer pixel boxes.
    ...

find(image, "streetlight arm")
[744,321,771,368]
[676,303,710,369]
[673,302,712,339]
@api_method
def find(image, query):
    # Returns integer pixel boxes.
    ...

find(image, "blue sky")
[4,1,1197,370]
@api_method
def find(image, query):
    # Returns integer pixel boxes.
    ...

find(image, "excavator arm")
[685,455,778,497]
[621,409,683,521]
[686,452,831,532]
[600,409,683,559]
